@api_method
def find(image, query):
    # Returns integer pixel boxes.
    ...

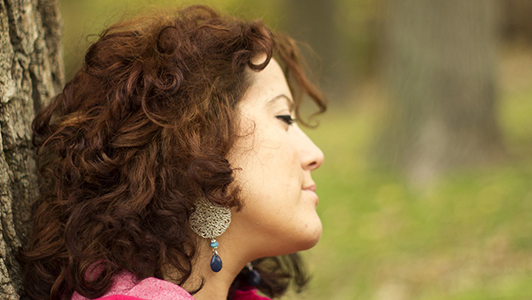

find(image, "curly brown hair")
[18,5,326,300]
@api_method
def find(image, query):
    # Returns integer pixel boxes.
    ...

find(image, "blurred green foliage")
[297,53,532,299]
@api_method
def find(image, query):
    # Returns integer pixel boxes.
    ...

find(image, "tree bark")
[0,0,63,298]
[377,0,505,185]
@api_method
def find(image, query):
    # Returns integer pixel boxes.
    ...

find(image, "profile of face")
[226,58,324,260]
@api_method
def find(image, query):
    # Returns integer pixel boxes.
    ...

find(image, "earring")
[189,197,231,272]
[246,262,262,286]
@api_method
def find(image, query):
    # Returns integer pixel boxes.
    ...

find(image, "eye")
[276,114,297,125]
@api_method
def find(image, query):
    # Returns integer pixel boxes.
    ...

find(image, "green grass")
[290,76,532,300]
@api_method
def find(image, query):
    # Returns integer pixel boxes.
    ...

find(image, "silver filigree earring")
[189,197,231,272]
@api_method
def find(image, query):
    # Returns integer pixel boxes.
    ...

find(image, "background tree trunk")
[0,0,63,298]
[501,0,532,44]
[377,0,505,185]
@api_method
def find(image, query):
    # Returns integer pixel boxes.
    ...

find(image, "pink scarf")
[71,271,271,300]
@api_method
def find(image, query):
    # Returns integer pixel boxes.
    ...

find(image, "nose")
[296,126,324,171]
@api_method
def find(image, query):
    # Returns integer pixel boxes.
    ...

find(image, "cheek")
[231,126,290,176]
[229,121,302,203]
[245,139,299,193]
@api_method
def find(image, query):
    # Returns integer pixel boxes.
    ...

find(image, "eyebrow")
[266,94,295,111]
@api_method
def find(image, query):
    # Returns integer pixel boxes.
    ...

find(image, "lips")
[302,184,316,192]
[302,184,319,206]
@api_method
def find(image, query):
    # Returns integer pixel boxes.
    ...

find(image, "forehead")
[240,58,293,108]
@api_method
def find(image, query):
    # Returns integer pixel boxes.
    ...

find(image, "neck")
[173,236,251,300]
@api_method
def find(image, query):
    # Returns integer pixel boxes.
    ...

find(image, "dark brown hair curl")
[19,5,326,300]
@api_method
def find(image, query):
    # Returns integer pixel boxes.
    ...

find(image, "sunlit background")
[60,0,532,299]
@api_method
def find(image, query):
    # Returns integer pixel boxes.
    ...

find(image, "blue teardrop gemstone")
[210,253,223,272]
[247,269,262,286]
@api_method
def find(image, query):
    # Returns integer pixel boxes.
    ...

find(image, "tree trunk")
[0,0,63,298]
[377,0,505,185]
[501,0,532,44]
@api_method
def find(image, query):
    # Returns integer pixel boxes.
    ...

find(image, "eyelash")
[276,115,297,125]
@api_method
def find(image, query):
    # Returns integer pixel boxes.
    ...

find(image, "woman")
[19,5,325,300]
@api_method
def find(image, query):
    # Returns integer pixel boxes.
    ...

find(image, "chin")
[297,221,323,251]
[265,225,322,257]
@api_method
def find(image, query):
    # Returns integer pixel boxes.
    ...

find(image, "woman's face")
[227,58,324,259]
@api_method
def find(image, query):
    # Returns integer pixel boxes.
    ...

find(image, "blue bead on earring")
[246,262,262,286]
[210,239,223,272]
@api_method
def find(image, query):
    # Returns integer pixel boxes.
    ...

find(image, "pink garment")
[71,271,271,300]
[94,296,145,300]
[232,287,272,300]
[71,271,194,300]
